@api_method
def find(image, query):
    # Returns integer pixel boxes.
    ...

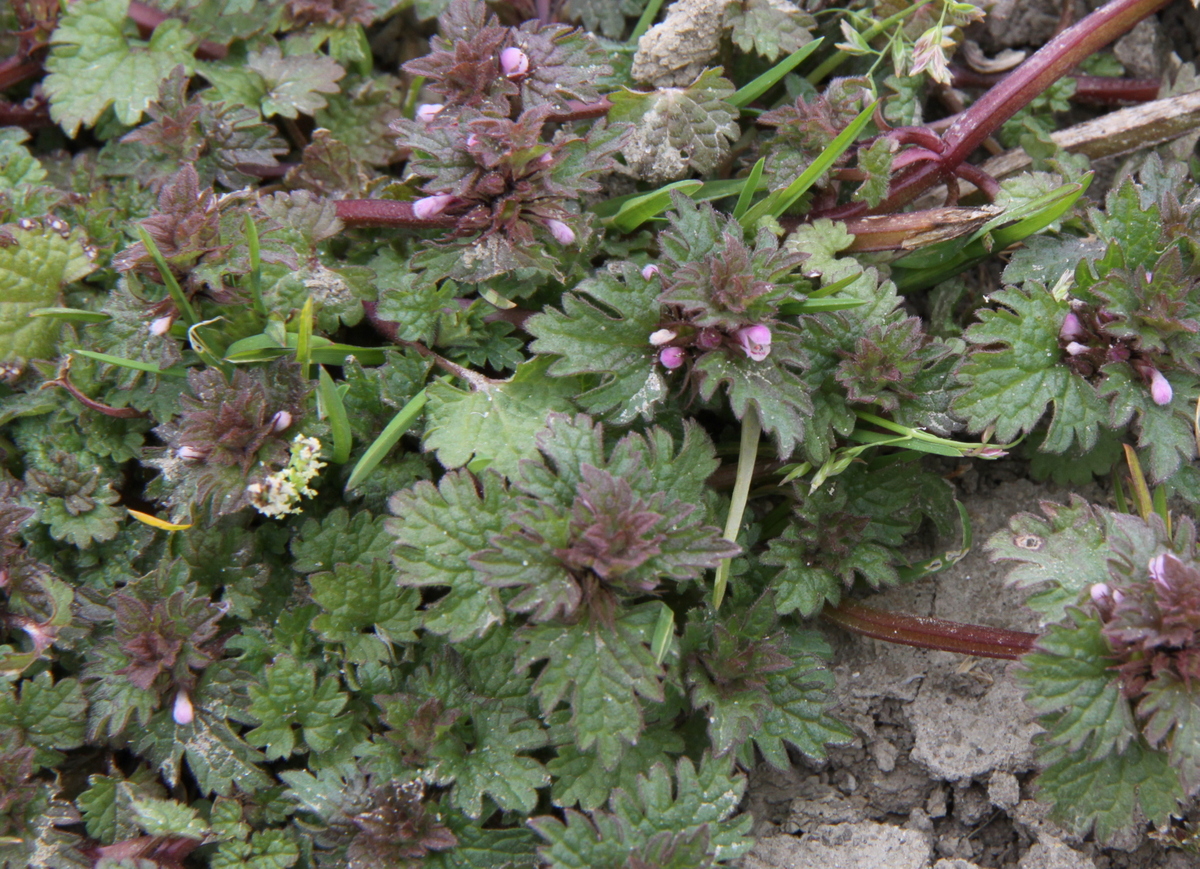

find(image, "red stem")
[0,56,42,92]
[813,0,1174,219]
[822,600,1038,660]
[126,1,228,61]
[335,200,458,229]
[545,98,612,123]
[952,66,1161,104]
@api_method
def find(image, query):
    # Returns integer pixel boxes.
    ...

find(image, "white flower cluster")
[246,435,326,518]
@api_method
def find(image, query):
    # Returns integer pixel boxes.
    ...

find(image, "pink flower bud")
[413,194,455,220]
[641,264,660,280]
[271,410,292,432]
[546,219,575,245]
[416,103,444,123]
[659,346,686,369]
[1090,582,1111,605]
[649,329,676,346]
[466,134,479,147]
[177,445,206,460]
[173,690,194,725]
[150,316,174,336]
[500,47,529,78]
[1149,368,1173,406]
[1065,341,1089,356]
[696,328,723,351]
[1059,312,1084,341]
[736,324,772,361]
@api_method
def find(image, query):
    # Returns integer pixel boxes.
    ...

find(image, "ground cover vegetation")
[2,0,1200,864]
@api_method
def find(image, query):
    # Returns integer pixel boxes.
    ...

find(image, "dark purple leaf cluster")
[148,363,310,517]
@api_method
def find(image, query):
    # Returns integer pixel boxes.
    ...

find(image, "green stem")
[806,0,936,85]
[713,408,761,610]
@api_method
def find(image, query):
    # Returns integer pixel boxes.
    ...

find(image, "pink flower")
[1149,368,1173,406]
[416,103,444,123]
[413,194,455,219]
[1064,341,1089,356]
[271,410,292,432]
[546,219,575,245]
[649,329,676,346]
[150,316,174,336]
[735,324,772,361]
[1059,312,1084,341]
[1149,553,1173,594]
[173,690,194,725]
[659,346,686,369]
[641,264,660,280]
[500,47,529,78]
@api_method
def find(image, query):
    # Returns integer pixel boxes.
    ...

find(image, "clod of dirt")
[631,0,726,86]
[1017,837,1096,869]
[743,821,932,869]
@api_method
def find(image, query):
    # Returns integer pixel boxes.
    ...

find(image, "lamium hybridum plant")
[5,0,1200,865]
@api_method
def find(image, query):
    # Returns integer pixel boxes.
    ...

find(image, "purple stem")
[335,200,458,229]
[813,0,1174,219]
[823,600,1038,660]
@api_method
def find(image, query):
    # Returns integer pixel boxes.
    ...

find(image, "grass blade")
[317,365,352,464]
[741,100,878,229]
[73,349,188,377]
[345,388,428,491]
[729,38,823,109]
[732,157,765,222]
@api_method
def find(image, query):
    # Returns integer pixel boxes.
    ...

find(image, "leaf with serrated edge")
[517,604,664,770]
[423,356,582,478]
[388,470,513,641]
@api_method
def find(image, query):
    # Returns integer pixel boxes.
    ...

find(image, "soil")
[716,0,1200,866]
[740,474,1200,869]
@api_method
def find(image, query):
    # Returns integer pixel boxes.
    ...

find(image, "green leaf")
[986,496,1112,622]
[753,653,854,768]
[426,818,540,869]
[1021,613,1138,759]
[245,654,354,760]
[44,0,198,136]
[516,604,664,770]
[724,0,816,61]
[133,710,272,796]
[0,225,96,363]
[611,755,753,863]
[953,283,1107,451]
[423,357,582,479]
[548,717,685,811]
[309,561,421,661]
[692,325,812,459]
[607,68,739,182]
[0,672,87,767]
[290,507,391,573]
[388,471,513,641]
[202,44,345,120]
[429,704,550,819]
[527,263,667,424]
[130,796,210,839]
[1137,675,1200,794]
[1035,738,1182,842]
